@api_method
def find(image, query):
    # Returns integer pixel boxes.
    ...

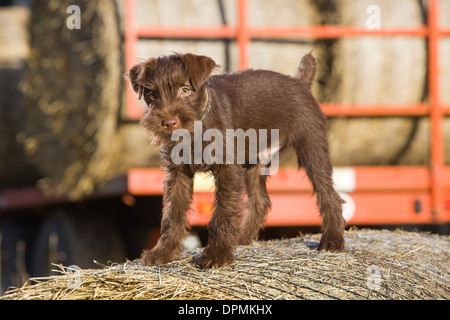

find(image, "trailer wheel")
[0,219,37,294]
[30,211,126,277]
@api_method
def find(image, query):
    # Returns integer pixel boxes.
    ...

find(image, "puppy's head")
[125,53,217,146]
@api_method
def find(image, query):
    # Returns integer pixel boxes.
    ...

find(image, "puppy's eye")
[143,88,156,100]
[146,91,155,100]
[180,86,191,96]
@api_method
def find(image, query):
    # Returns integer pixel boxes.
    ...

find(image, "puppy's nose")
[161,118,179,132]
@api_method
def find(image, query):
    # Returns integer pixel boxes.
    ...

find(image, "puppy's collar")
[200,80,212,120]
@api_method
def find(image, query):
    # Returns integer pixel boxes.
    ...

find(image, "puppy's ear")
[124,58,157,99]
[124,63,144,98]
[177,53,217,91]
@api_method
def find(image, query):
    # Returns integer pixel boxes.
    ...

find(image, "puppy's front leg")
[140,166,194,266]
[196,166,244,269]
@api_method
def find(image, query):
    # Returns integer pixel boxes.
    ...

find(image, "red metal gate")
[125,0,450,226]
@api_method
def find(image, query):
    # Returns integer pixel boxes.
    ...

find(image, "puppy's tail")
[295,51,316,91]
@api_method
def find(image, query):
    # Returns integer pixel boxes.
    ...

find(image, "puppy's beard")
[145,127,174,147]
[140,110,197,147]
[143,123,194,148]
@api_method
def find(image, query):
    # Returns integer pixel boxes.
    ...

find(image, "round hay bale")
[19,0,157,199]
[246,0,319,79]
[395,116,450,165]
[133,0,319,78]
[316,0,427,165]
[439,0,450,106]
[127,0,234,71]
[2,229,448,300]
[0,6,40,189]
[396,0,450,165]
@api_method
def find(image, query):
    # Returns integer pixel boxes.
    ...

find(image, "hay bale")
[315,0,427,165]
[2,229,449,300]
[19,0,158,199]
[396,0,450,165]
[0,6,40,189]
[246,0,319,78]
[134,0,319,77]
[0,6,29,62]
[439,0,450,106]
[395,117,450,165]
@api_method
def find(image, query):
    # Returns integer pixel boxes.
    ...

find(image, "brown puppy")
[126,52,345,268]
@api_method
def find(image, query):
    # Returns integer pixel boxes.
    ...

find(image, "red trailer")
[124,0,450,227]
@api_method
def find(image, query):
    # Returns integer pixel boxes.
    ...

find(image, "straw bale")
[440,0,450,105]
[315,0,427,165]
[0,6,29,63]
[439,0,450,164]
[133,0,319,78]
[2,229,449,300]
[394,117,450,165]
[246,0,320,81]
[396,0,450,165]
[0,6,40,189]
[18,0,158,199]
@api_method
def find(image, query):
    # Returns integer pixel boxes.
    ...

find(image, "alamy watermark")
[170,121,280,175]
[66,5,81,29]
[66,265,81,289]
[366,264,390,292]
[366,5,381,30]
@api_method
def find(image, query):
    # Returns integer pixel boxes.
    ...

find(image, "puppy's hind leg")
[238,164,271,245]
[294,124,345,251]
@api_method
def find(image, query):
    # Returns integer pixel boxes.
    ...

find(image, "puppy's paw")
[195,247,235,269]
[237,235,253,246]
[140,246,180,266]
[318,231,345,252]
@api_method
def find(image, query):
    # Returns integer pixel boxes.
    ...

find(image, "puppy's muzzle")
[161,117,179,132]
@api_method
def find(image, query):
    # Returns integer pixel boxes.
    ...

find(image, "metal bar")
[124,0,137,69]
[0,188,67,212]
[124,0,139,119]
[428,0,445,221]
[320,103,429,116]
[128,168,165,196]
[128,167,449,195]
[137,26,236,39]
[134,25,450,40]
[266,167,434,193]
[248,25,429,39]
[237,0,250,70]
[189,192,434,226]
[0,176,128,213]
[125,102,449,119]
